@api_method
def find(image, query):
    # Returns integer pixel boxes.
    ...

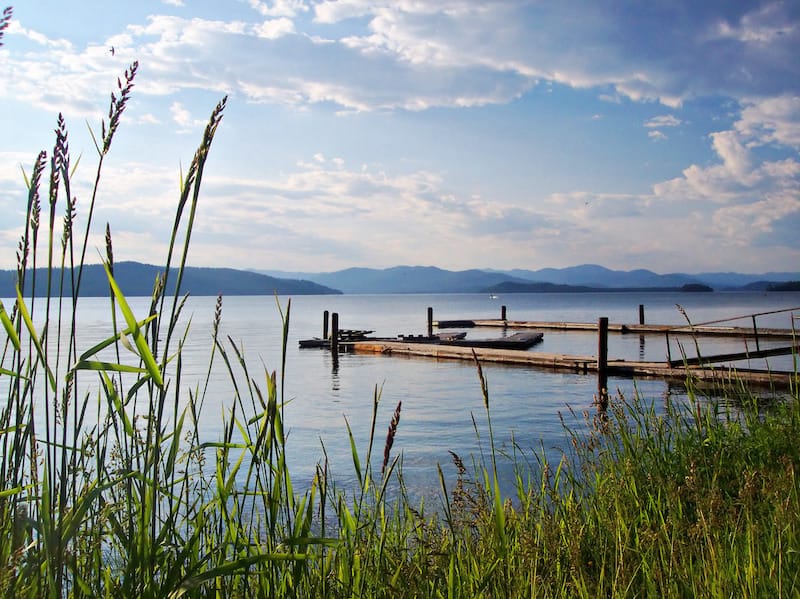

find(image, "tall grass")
[0,61,329,597]
[2,51,799,597]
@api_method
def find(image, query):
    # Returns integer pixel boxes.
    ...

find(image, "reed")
[1,47,799,597]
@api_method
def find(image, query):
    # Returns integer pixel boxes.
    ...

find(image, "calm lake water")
[12,290,800,501]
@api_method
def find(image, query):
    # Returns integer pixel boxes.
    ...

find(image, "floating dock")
[306,305,799,390]
[351,339,798,389]
[435,319,796,339]
[300,330,542,350]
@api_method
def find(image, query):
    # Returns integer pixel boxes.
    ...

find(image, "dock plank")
[434,319,796,339]
[351,340,797,388]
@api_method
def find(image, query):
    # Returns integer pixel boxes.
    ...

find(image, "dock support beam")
[752,315,760,351]
[427,307,433,337]
[323,310,329,340]
[501,305,507,321]
[597,317,609,410]
[639,304,645,325]
[331,312,339,361]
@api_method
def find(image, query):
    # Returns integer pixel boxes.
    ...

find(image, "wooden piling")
[323,310,329,340]
[639,304,645,325]
[331,312,339,360]
[501,305,507,321]
[427,307,433,337]
[665,331,672,364]
[597,317,609,409]
[752,315,760,351]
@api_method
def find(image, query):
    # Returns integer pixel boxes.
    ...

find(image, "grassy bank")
[2,61,799,598]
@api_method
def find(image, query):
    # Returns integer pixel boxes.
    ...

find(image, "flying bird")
[109,46,115,56]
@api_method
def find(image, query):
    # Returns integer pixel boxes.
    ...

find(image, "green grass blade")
[0,299,20,351]
[15,285,56,392]
[69,360,149,379]
[0,485,26,499]
[101,371,135,437]
[345,417,363,487]
[102,261,163,388]
[77,314,157,361]
[0,367,27,379]
[170,553,309,598]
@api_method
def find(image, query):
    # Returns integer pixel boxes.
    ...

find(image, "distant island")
[768,281,800,291]
[3,262,798,297]
[256,264,800,295]
[0,262,341,297]
[482,281,715,294]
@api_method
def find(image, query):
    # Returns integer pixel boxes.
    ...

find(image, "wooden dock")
[435,319,796,339]
[309,305,799,389]
[351,339,798,389]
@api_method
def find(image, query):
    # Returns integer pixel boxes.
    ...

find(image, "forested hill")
[0,262,341,297]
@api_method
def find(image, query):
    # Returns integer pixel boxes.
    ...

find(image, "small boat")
[489,294,499,299]
[298,337,329,349]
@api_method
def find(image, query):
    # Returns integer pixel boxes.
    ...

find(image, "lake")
[11,290,800,501]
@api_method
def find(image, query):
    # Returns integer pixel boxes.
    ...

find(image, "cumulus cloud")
[646,102,800,267]
[2,1,798,273]
[170,102,207,131]
[736,96,800,149]
[4,2,798,115]
[249,0,308,19]
[253,17,295,39]
[711,1,796,44]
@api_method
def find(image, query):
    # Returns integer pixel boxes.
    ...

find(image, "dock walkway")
[311,305,799,389]
[435,319,796,339]
[351,340,798,388]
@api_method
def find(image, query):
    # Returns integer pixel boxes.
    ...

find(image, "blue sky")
[1,0,798,274]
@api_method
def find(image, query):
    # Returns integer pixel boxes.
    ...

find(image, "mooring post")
[597,317,609,410]
[752,315,760,351]
[665,331,672,364]
[331,312,339,361]
[639,304,645,325]
[427,307,433,337]
[501,305,507,321]
[323,310,329,340]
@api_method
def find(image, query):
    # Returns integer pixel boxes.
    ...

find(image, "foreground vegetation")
[2,52,799,597]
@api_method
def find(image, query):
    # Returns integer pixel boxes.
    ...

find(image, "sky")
[1,1,799,275]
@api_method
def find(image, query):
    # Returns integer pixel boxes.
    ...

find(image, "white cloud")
[7,21,73,50]
[5,3,798,117]
[645,115,681,128]
[736,96,800,149]
[711,2,796,44]
[170,102,206,131]
[137,113,161,125]
[711,130,754,183]
[655,95,800,201]
[713,191,800,243]
[314,0,377,24]
[250,0,308,19]
[2,2,799,273]
[253,17,295,39]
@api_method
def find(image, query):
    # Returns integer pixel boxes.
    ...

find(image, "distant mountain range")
[2,262,798,297]
[1,262,339,297]
[258,264,800,294]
